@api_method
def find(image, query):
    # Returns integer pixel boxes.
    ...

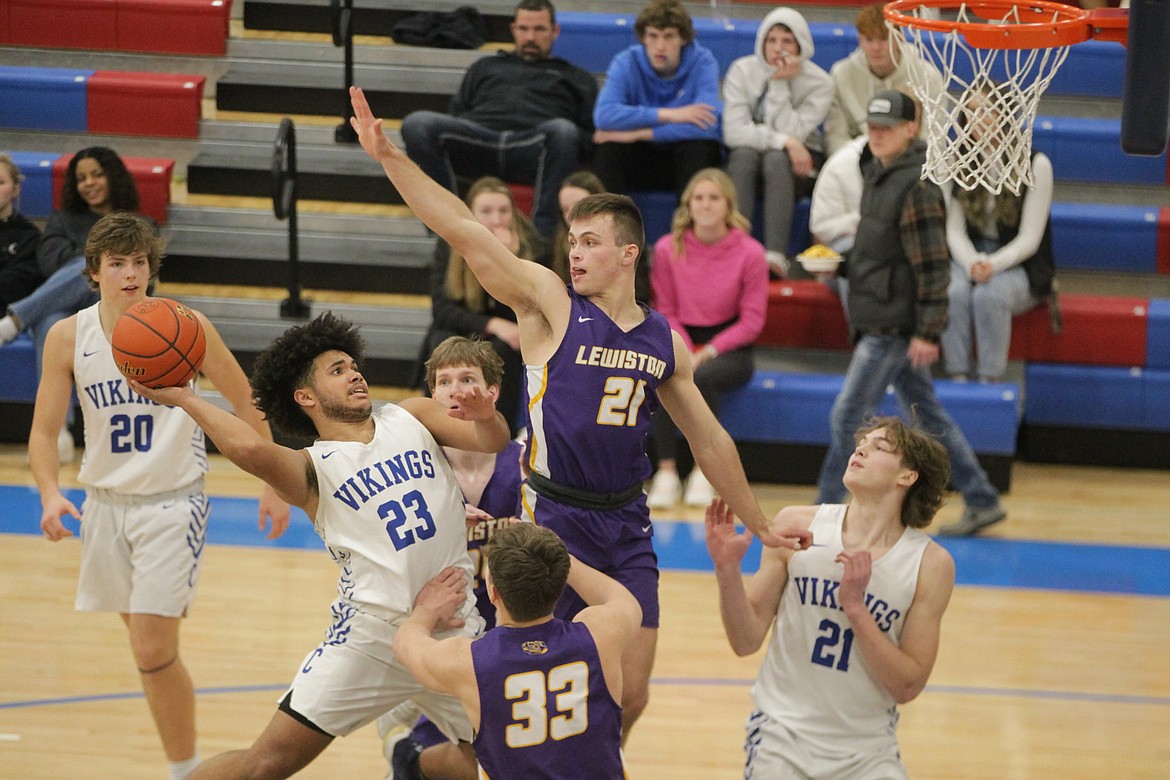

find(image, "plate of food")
[796,244,844,273]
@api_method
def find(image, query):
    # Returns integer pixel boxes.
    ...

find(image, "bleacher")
[0,0,1167,476]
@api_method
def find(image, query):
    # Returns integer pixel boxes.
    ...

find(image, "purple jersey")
[523,291,675,495]
[471,619,624,779]
[467,440,523,628]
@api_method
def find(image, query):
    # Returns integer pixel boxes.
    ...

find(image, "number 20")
[597,377,647,427]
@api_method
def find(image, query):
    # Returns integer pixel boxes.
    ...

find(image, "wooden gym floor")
[1,446,1167,778]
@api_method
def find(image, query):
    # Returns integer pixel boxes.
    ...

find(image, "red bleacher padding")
[88,71,205,138]
[9,0,118,50]
[1158,207,1170,276]
[757,280,852,351]
[505,183,535,217]
[52,155,173,225]
[117,0,232,56]
[0,2,10,45]
[1009,294,1148,367]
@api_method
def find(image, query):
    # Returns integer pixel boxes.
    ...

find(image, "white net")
[888,4,1072,195]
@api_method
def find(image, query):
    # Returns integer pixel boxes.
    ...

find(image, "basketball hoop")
[884,0,1128,195]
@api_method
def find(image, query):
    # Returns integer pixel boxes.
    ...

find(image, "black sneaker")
[391,736,425,780]
[937,504,1007,536]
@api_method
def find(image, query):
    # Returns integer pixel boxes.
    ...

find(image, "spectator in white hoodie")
[823,3,944,156]
[723,7,832,278]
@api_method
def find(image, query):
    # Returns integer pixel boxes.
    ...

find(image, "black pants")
[591,139,723,197]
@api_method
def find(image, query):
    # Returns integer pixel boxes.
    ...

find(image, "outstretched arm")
[196,312,291,538]
[658,333,811,550]
[350,87,564,320]
[706,499,795,655]
[130,382,318,514]
[400,387,509,454]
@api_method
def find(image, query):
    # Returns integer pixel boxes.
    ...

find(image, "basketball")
[112,298,207,388]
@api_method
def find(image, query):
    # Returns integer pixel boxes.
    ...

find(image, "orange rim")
[884,0,1128,48]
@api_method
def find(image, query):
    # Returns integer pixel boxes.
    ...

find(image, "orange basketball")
[112,298,207,388]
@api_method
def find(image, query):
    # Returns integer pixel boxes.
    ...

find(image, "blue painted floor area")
[2,485,1168,597]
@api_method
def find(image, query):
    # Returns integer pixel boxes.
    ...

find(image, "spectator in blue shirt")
[590,0,723,199]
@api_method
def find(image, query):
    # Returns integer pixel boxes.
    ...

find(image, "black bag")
[391,6,487,50]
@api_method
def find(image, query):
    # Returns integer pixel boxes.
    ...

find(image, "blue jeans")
[941,259,1037,380]
[10,256,98,424]
[814,334,1001,509]
[400,111,585,239]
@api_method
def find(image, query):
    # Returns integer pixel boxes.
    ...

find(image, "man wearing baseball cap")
[814,88,1008,536]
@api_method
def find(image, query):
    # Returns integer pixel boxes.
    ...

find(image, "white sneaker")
[646,469,682,509]
[377,701,421,766]
[57,427,75,464]
[683,467,715,507]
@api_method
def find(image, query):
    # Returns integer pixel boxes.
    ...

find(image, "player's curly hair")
[855,416,950,529]
[250,312,366,440]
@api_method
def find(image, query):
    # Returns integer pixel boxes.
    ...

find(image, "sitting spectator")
[424,176,548,434]
[646,169,769,509]
[941,88,1055,383]
[399,0,597,240]
[0,147,148,462]
[0,154,44,319]
[823,3,944,156]
[723,7,833,278]
[550,170,607,284]
[808,134,868,315]
[591,0,723,198]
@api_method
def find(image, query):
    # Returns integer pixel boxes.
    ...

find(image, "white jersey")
[74,303,207,495]
[753,504,930,754]
[306,404,481,629]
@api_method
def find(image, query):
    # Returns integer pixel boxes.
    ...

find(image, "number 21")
[597,377,647,426]
[811,618,854,671]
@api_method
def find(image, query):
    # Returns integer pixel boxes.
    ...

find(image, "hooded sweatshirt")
[823,42,945,156]
[721,7,833,154]
[593,39,722,143]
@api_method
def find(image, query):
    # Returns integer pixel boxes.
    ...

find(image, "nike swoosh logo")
[83,350,99,357]
[321,451,337,459]
[642,524,652,533]
[578,316,593,323]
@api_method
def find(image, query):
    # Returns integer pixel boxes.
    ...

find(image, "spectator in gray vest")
[399,0,597,240]
[723,7,832,277]
[814,89,1007,537]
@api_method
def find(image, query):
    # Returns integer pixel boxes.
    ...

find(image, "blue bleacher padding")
[1146,299,1170,369]
[553,15,1125,100]
[1144,371,1170,431]
[0,336,39,404]
[1034,116,1169,185]
[554,15,856,78]
[719,371,1019,454]
[1024,363,1147,429]
[0,66,93,132]
[10,151,61,220]
[1050,202,1159,273]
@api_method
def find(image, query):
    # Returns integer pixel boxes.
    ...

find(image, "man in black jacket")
[813,89,1007,537]
[400,0,596,239]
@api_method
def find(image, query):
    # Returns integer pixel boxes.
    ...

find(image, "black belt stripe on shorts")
[526,471,645,511]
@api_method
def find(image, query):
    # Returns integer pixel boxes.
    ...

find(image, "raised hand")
[704,498,753,566]
[349,86,400,163]
[835,549,873,611]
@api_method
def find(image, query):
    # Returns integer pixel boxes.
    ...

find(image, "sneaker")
[646,469,682,509]
[57,427,75,464]
[937,504,1007,536]
[378,702,421,766]
[683,467,715,507]
[391,737,425,780]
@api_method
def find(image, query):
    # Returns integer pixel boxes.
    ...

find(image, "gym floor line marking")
[3,681,1168,711]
